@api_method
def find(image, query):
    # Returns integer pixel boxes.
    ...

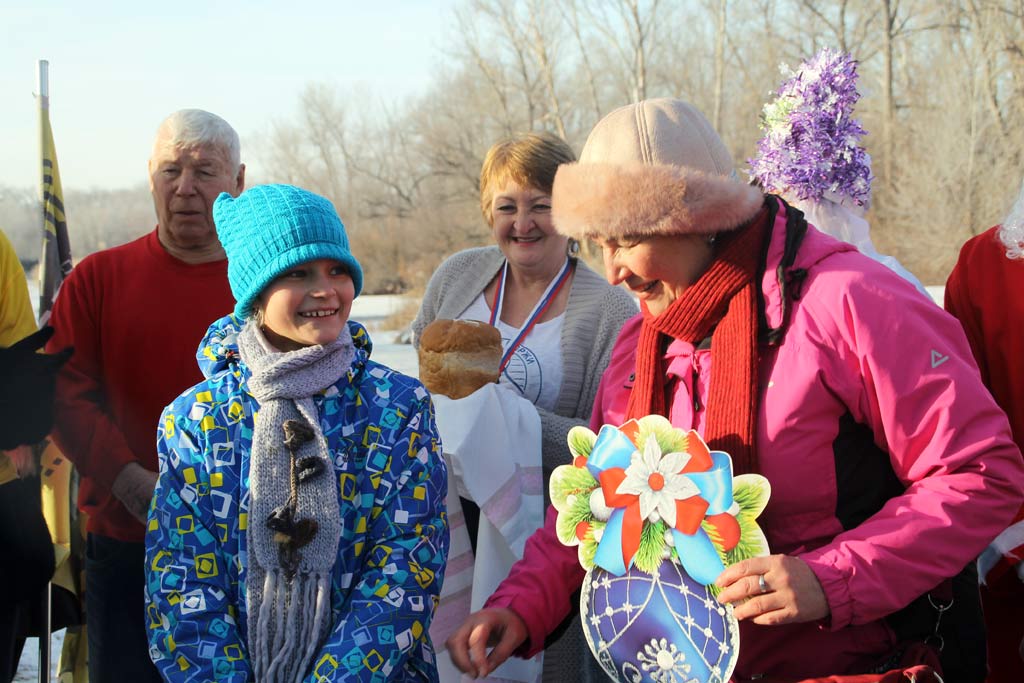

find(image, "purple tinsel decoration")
[749,48,873,207]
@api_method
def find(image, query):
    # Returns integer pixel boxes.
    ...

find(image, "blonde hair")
[479,132,575,226]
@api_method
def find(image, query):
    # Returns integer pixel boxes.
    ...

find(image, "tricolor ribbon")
[586,423,735,584]
[489,258,575,372]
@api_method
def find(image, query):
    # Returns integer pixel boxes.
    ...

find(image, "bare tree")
[879,0,898,189]
[526,0,569,138]
[578,0,664,103]
[712,0,728,131]
[1,186,46,263]
[559,0,605,122]
[250,0,1024,294]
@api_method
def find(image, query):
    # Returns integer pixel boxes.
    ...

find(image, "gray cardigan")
[412,246,638,484]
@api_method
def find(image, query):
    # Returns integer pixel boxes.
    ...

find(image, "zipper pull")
[692,366,702,413]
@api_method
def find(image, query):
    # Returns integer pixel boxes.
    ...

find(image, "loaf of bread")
[418,319,503,400]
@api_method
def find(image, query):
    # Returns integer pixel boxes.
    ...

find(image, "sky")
[0,1,458,190]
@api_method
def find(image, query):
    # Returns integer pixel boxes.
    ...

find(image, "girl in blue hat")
[144,184,449,683]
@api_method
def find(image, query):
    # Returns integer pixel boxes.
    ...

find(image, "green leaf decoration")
[570,488,595,517]
[635,415,690,455]
[725,520,769,566]
[566,426,598,459]
[578,521,603,570]
[555,490,597,546]
[555,509,582,546]
[632,519,668,575]
[702,519,730,566]
[724,475,772,562]
[699,476,772,568]
[549,463,598,511]
[733,474,771,518]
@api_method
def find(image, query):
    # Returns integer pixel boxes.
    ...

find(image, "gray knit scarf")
[238,321,355,683]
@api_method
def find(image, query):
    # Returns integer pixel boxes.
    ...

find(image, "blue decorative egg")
[581,561,739,683]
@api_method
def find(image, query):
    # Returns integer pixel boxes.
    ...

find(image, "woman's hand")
[715,554,830,625]
[446,607,529,679]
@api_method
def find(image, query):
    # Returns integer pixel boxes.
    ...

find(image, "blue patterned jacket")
[144,315,448,682]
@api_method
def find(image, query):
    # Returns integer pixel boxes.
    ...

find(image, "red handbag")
[742,644,944,683]
[789,664,942,682]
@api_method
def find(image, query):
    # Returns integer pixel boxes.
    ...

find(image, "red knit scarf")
[625,206,769,475]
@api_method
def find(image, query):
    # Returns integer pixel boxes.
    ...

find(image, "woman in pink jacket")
[445,98,1024,683]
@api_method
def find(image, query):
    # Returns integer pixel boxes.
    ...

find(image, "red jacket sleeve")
[46,262,137,488]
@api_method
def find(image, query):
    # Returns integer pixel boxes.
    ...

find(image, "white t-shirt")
[460,293,565,412]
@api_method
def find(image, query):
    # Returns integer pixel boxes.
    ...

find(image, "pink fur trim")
[552,161,764,240]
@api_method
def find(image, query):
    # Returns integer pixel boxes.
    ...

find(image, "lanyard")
[489,258,575,372]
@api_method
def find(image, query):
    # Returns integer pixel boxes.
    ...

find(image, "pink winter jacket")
[485,201,1024,681]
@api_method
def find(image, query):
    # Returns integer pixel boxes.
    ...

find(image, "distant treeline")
[7,1,1024,292]
[3,184,153,270]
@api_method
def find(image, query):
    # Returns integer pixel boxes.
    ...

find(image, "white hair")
[152,109,241,170]
[997,180,1024,260]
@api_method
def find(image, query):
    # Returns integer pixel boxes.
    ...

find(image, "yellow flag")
[37,62,78,580]
[37,60,88,682]
[38,82,72,326]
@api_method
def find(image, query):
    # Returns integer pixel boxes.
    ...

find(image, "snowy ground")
[15,632,61,683]
[348,294,420,377]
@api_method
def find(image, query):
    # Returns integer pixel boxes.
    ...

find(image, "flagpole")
[37,59,50,322]
[38,59,49,152]
[36,58,83,683]
[36,59,54,683]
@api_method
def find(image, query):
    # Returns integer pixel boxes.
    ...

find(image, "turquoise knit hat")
[213,184,363,319]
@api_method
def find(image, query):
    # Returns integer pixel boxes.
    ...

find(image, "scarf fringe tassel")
[251,569,332,683]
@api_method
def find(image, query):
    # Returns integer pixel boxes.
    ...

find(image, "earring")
[707,235,717,246]
[567,238,581,259]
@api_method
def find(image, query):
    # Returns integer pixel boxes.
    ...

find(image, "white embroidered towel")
[429,383,545,683]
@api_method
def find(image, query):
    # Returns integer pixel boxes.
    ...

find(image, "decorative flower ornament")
[748,47,873,208]
[550,415,771,586]
[615,436,700,528]
[637,638,692,682]
[565,418,765,683]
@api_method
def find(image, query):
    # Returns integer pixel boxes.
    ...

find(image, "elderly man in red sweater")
[946,182,1024,683]
[47,109,244,683]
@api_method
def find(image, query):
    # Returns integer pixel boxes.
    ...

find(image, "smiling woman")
[413,132,637,683]
[594,233,715,316]
[446,98,1023,683]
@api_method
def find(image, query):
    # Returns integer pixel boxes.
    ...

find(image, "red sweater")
[946,226,1024,453]
[946,225,1024,683]
[47,229,235,541]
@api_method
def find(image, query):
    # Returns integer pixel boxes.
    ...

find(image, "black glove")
[0,326,72,450]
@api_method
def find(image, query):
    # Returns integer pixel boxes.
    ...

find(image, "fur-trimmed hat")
[214,184,363,319]
[552,98,763,240]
